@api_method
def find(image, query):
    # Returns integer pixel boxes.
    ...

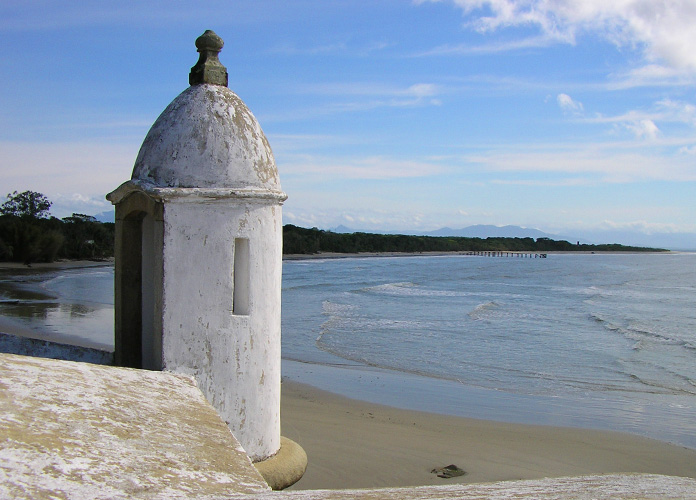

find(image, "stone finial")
[189,30,228,87]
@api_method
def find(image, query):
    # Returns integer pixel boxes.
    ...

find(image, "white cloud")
[50,193,113,219]
[622,119,659,140]
[609,64,696,89]
[269,41,348,56]
[0,141,137,216]
[557,93,584,114]
[581,97,696,139]
[405,83,439,98]
[419,0,696,72]
[551,218,695,236]
[282,155,448,180]
[596,219,683,235]
[465,141,696,183]
[269,39,395,57]
[291,82,439,98]
[262,82,444,122]
[656,99,696,126]
[283,205,441,232]
[415,34,555,56]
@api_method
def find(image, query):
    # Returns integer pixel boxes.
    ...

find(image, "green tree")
[60,213,114,259]
[0,190,52,219]
[0,191,59,264]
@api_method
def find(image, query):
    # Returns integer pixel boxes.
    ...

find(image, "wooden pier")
[466,251,547,258]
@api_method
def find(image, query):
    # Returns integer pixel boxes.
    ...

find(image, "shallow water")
[282,253,696,447]
[1,253,694,448]
[0,266,114,349]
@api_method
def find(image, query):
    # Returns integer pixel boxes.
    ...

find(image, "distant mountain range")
[88,213,695,250]
[425,225,554,239]
[330,224,696,251]
[93,210,115,223]
[569,229,696,252]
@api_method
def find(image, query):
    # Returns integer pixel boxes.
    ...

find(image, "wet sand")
[3,259,695,491]
[281,380,696,490]
[0,260,114,349]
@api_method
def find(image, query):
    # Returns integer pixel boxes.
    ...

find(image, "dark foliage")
[59,214,115,260]
[282,225,666,255]
[0,190,52,219]
[0,213,114,264]
[0,191,666,265]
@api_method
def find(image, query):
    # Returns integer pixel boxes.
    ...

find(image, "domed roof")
[131,31,281,192]
[132,85,280,191]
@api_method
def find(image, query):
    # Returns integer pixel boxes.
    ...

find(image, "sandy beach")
[2,258,696,491]
[281,380,696,490]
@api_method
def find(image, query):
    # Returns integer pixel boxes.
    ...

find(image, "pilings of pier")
[465,251,547,258]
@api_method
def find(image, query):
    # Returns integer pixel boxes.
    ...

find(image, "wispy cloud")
[416,0,696,74]
[282,155,448,180]
[607,65,696,89]
[268,42,349,56]
[557,93,584,115]
[261,82,444,122]
[465,141,696,183]
[414,34,556,56]
[289,81,443,99]
[268,39,394,57]
[284,206,441,232]
[0,141,136,207]
[594,219,685,235]
[622,119,660,140]
[50,193,113,218]
[266,133,357,153]
[580,97,696,140]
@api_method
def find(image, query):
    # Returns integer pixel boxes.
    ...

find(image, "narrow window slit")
[233,238,250,315]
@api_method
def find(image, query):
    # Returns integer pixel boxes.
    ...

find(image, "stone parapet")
[0,353,269,499]
[1,353,694,498]
[232,474,696,499]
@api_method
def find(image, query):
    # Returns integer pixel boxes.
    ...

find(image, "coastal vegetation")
[282,224,666,255]
[0,191,666,264]
[0,191,114,264]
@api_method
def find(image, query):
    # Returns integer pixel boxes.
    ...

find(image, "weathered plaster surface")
[0,353,269,499]
[108,74,287,463]
[0,333,113,365]
[160,198,283,462]
[231,474,696,499]
[131,84,281,192]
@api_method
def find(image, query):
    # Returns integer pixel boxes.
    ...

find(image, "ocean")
[1,252,695,448]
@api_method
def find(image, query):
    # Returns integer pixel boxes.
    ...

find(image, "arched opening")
[113,192,162,370]
[115,210,145,368]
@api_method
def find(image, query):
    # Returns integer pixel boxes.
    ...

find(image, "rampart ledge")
[239,474,696,499]
[1,352,694,499]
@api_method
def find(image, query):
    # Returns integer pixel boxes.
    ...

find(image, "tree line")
[0,191,665,265]
[0,191,114,264]
[282,224,665,255]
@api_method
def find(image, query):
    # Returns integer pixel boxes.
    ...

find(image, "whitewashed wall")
[160,198,283,461]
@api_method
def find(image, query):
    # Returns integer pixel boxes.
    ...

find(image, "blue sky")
[1,1,695,242]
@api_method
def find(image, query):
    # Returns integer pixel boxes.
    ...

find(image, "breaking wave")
[468,301,500,320]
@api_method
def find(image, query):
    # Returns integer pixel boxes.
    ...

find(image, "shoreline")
[281,379,696,490]
[0,249,682,272]
[0,259,113,271]
[0,261,115,350]
[3,256,696,490]
[283,249,677,260]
